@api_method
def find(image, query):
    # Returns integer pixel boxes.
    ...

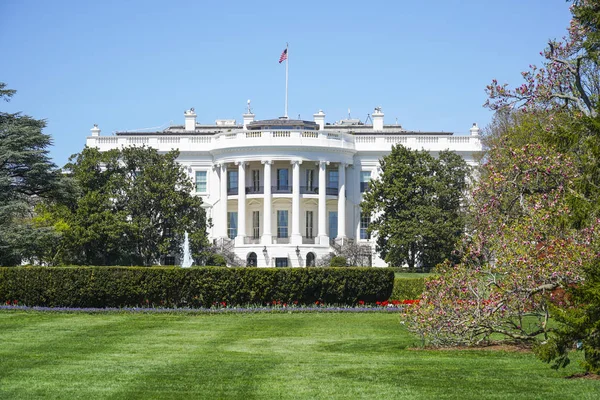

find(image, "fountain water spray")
[181,231,193,268]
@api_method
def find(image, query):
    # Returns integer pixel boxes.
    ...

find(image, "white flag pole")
[285,43,289,118]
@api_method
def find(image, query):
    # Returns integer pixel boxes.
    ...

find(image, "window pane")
[277,210,288,238]
[228,212,238,239]
[329,211,338,239]
[360,213,371,239]
[328,170,338,188]
[228,171,238,190]
[277,169,288,189]
[360,171,371,193]
[306,211,313,238]
[253,211,260,239]
[252,170,260,190]
[195,171,207,192]
[306,169,314,189]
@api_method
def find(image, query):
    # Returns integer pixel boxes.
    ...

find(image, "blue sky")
[1,0,572,167]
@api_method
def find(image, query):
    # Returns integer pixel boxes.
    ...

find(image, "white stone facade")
[86,107,481,267]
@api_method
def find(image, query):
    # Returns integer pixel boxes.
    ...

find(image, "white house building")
[86,105,481,267]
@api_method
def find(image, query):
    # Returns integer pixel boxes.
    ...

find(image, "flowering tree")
[485,0,599,118]
[403,143,598,346]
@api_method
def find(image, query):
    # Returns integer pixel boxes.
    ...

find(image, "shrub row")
[389,277,425,301]
[0,267,394,308]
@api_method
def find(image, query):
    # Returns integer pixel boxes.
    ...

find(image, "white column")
[235,161,247,245]
[291,160,302,244]
[337,163,347,240]
[317,161,329,245]
[261,160,272,244]
[219,163,228,239]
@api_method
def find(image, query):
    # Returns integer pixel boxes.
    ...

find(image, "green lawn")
[0,311,597,399]
[394,272,434,279]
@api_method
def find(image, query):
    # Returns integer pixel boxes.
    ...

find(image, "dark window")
[306,169,315,190]
[252,211,260,239]
[252,170,260,191]
[277,169,289,190]
[306,252,316,267]
[246,252,257,267]
[275,257,288,267]
[305,211,314,238]
[227,170,238,195]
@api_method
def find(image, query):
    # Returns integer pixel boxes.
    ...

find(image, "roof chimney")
[184,108,197,131]
[243,100,255,130]
[470,123,480,136]
[372,107,384,131]
[313,109,326,130]
[90,124,101,137]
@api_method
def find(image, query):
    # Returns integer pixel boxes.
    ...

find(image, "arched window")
[306,252,316,267]
[246,252,257,267]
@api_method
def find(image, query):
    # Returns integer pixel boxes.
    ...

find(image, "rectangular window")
[227,212,238,239]
[327,170,338,188]
[275,257,288,268]
[252,211,260,239]
[306,211,314,238]
[360,170,371,193]
[277,210,288,238]
[306,169,315,190]
[277,169,289,190]
[227,170,238,195]
[195,171,207,193]
[329,211,338,239]
[360,213,371,239]
[252,170,260,192]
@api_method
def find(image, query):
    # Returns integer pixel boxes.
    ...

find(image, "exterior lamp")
[263,246,267,255]
[295,246,300,256]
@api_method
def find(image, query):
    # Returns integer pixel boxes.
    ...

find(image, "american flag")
[278,48,288,64]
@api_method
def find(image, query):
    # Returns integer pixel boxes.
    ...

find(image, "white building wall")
[85,108,481,268]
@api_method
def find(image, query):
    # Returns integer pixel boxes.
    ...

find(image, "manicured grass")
[0,311,598,399]
[394,272,434,279]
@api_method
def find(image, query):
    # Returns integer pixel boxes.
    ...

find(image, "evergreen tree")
[0,83,64,265]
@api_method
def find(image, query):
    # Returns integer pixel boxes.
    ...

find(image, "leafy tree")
[0,83,65,265]
[360,146,470,269]
[57,146,209,266]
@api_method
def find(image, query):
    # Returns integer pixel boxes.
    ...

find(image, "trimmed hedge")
[389,277,425,301]
[0,267,394,308]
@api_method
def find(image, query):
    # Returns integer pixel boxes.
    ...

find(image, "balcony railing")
[300,186,318,194]
[246,186,264,194]
[326,187,338,196]
[272,185,292,194]
[228,185,340,196]
[243,237,261,244]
